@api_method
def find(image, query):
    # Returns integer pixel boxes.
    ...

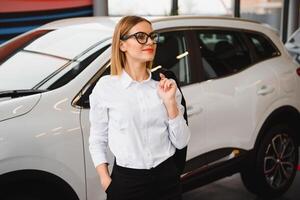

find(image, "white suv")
[0,16,299,200]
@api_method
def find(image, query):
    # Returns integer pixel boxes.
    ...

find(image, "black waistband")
[113,156,174,176]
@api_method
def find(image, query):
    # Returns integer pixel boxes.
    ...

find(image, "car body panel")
[0,47,111,199]
[0,89,85,199]
[180,84,207,160]
[0,94,41,121]
[199,57,281,152]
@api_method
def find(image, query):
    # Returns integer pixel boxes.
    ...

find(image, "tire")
[2,181,75,200]
[241,124,299,199]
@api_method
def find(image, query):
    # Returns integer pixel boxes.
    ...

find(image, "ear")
[119,41,127,52]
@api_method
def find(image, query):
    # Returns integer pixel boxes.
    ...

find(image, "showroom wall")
[0,0,299,45]
[0,0,93,45]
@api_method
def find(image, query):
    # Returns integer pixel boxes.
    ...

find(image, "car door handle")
[257,85,274,96]
[187,105,203,117]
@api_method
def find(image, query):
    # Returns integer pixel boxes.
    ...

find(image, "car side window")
[48,45,110,90]
[245,32,279,62]
[153,31,191,86]
[196,30,251,80]
[76,66,110,109]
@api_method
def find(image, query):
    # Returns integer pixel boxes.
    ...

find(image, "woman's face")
[120,21,157,65]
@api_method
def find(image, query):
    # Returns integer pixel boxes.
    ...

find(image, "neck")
[124,61,149,82]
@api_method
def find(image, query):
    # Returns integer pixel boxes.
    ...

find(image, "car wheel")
[241,124,299,198]
[3,188,58,200]
[4,191,54,200]
[2,182,72,200]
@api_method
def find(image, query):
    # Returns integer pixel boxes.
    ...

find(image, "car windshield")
[23,24,112,59]
[0,24,113,91]
[0,51,70,91]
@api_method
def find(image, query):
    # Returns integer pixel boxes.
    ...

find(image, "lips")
[142,48,154,53]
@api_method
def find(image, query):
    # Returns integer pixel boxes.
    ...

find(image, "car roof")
[26,16,280,60]
[38,15,267,30]
[38,16,119,30]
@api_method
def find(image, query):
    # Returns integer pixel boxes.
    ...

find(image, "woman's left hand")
[157,73,177,104]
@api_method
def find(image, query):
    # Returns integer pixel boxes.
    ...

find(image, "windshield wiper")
[0,89,48,98]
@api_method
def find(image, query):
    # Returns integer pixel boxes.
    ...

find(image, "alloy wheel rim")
[264,133,296,189]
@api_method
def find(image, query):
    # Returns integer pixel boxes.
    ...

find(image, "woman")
[89,15,191,200]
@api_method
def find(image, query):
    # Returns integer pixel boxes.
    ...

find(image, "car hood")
[0,94,41,121]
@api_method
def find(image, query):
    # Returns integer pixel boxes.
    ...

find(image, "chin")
[145,54,156,61]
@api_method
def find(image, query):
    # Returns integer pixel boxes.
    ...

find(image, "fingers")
[159,79,167,91]
[159,73,166,80]
[167,80,173,88]
[159,76,176,92]
[159,73,167,88]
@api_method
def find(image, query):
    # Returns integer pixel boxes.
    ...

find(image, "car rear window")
[245,32,279,62]
[197,30,251,79]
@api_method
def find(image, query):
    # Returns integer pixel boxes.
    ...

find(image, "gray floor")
[183,173,299,200]
[183,149,300,200]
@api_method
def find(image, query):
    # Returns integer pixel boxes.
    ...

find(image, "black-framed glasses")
[120,31,159,44]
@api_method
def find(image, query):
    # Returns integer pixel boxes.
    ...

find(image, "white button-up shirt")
[89,68,190,169]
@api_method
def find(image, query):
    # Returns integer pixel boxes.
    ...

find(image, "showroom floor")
[183,148,300,200]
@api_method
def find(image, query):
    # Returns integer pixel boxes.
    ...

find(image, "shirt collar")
[120,68,156,89]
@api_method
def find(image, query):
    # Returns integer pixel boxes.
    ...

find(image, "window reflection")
[153,31,191,86]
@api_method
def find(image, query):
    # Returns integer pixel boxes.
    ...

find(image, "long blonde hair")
[111,16,153,76]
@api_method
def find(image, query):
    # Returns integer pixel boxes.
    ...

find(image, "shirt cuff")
[91,154,109,168]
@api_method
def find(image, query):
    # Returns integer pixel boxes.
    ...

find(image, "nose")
[146,37,154,45]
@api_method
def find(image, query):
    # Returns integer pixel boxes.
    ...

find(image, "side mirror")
[285,42,296,49]
[296,54,300,64]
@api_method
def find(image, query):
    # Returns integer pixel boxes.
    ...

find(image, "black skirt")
[105,156,182,200]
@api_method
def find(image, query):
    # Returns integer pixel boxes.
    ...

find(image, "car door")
[75,46,113,200]
[193,29,280,155]
[152,30,207,161]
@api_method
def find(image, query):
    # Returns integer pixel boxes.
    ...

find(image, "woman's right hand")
[96,163,112,191]
[101,176,112,191]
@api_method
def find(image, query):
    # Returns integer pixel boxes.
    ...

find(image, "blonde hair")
[111,16,153,76]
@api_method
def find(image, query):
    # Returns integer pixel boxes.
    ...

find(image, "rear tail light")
[297,68,300,76]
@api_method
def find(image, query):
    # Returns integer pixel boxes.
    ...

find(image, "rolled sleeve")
[168,88,191,149]
[88,85,109,168]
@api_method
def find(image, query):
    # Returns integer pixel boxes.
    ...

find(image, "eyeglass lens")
[135,32,159,44]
